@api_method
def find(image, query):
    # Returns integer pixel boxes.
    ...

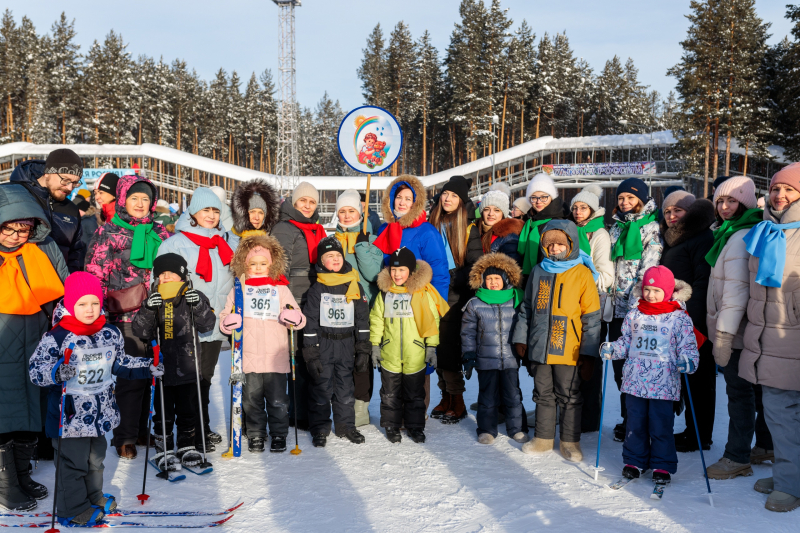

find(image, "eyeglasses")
[1,226,32,238]
[529,195,551,204]
[57,173,82,188]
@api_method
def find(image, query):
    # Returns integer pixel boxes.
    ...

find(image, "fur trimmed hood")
[490,217,524,238]
[381,175,427,227]
[468,253,522,290]
[377,259,433,294]
[232,178,281,234]
[662,198,715,248]
[230,234,287,280]
[631,278,693,304]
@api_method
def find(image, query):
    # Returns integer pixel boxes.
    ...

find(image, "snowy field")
[6,352,798,532]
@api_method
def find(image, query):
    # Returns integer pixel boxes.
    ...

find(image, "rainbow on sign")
[337,106,402,174]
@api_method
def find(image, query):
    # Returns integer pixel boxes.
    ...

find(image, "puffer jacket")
[84,176,170,323]
[80,207,100,248]
[156,212,235,343]
[609,198,662,318]
[489,217,525,265]
[512,219,601,365]
[461,253,522,371]
[271,202,324,307]
[370,261,441,375]
[29,320,152,438]
[334,219,384,305]
[0,183,69,434]
[10,159,86,272]
[576,208,614,292]
[740,202,800,391]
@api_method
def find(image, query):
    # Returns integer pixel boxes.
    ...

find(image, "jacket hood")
[613,197,658,223]
[539,219,580,261]
[377,260,433,294]
[662,199,715,247]
[468,253,522,290]
[491,217,524,238]
[232,179,281,234]
[9,159,45,186]
[174,210,227,238]
[278,199,319,224]
[0,183,51,244]
[381,175,427,227]
[231,234,287,280]
[631,278,693,304]
[115,175,159,225]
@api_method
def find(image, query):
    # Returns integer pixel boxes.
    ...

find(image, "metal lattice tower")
[273,0,300,194]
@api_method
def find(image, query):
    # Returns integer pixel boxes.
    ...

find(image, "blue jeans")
[623,395,678,474]
[476,369,525,437]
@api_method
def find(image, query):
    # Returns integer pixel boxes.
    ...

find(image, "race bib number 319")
[320,293,354,328]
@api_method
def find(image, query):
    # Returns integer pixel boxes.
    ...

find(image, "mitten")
[229,372,246,385]
[185,288,200,307]
[462,351,477,380]
[145,292,163,310]
[713,331,734,367]
[677,354,696,374]
[304,345,324,381]
[356,232,370,244]
[220,314,242,334]
[279,308,303,327]
[425,346,437,369]
[599,342,614,360]
[150,362,165,377]
[515,343,527,358]
[371,345,382,368]
[55,363,76,383]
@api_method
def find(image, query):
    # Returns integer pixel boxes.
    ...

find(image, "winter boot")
[751,446,774,465]
[707,457,753,480]
[442,394,467,424]
[512,432,530,444]
[622,465,645,480]
[431,393,451,419]
[559,441,583,462]
[766,491,800,513]
[613,422,626,442]
[469,402,478,412]
[407,428,426,443]
[0,441,36,511]
[653,470,671,484]
[385,428,402,444]
[338,428,365,444]
[312,434,327,448]
[176,431,203,467]
[354,400,370,427]
[522,437,554,455]
[477,433,495,445]
[205,431,223,445]
[92,494,117,513]
[13,439,47,500]
[153,432,180,471]
[270,436,287,453]
[248,437,265,453]
[754,477,774,495]
[61,506,104,526]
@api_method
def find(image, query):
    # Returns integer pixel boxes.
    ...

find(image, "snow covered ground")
[6,353,798,532]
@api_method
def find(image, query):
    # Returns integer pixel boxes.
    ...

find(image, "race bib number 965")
[320,293,354,328]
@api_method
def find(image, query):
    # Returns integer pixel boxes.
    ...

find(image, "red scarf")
[180,232,234,282]
[246,275,290,286]
[58,315,107,337]
[637,299,707,347]
[372,211,427,255]
[287,220,327,264]
[101,203,116,223]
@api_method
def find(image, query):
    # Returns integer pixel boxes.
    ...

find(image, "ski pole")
[288,316,301,456]
[188,283,212,469]
[137,340,159,504]
[683,368,714,507]
[593,358,609,481]
[153,324,170,480]
[46,342,74,533]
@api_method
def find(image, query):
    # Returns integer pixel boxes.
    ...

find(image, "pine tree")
[357,24,389,109]
[386,21,417,174]
[414,30,442,175]
[48,12,81,143]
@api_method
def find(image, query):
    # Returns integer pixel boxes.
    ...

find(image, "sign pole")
[363,174,371,235]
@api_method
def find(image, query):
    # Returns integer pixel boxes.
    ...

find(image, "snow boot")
[61,506,104,526]
[205,431,223,445]
[512,432,530,444]
[92,494,117,513]
[675,430,711,452]
[469,401,478,412]
[431,393,451,419]
[766,491,800,513]
[622,465,645,480]
[442,394,467,424]
[522,437,554,455]
[407,428,426,443]
[153,432,180,471]
[248,437,265,453]
[13,438,47,500]
[354,400,370,427]
[338,428,365,444]
[560,441,583,462]
[707,457,753,480]
[613,422,626,442]
[477,433,495,445]
[270,436,287,453]
[312,434,327,448]
[751,446,774,465]
[176,431,203,467]
[754,477,774,495]
[0,441,36,511]
[653,470,671,484]
[385,428,402,444]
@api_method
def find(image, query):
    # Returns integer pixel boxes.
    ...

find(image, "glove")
[462,351,477,380]
[515,343,527,358]
[145,292,163,310]
[150,362,165,378]
[229,372,246,385]
[578,354,594,382]
[220,314,242,335]
[677,354,696,374]
[55,362,76,383]
[600,342,614,360]
[425,346,437,369]
[355,341,371,373]
[371,345,382,368]
[713,331,734,367]
[185,288,200,307]
[303,345,324,381]
[356,232,370,244]
[279,308,303,327]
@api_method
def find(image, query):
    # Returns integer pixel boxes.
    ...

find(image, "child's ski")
[228,278,245,457]
[606,477,637,490]
[183,464,214,476]
[0,515,233,528]
[0,502,243,519]
[148,459,186,482]
[651,483,666,500]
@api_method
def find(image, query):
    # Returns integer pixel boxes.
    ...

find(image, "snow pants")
[623,395,678,474]
[198,341,222,436]
[111,322,151,447]
[307,337,356,436]
[678,339,715,445]
[580,321,608,432]
[353,365,374,402]
[288,342,310,425]
[379,368,426,430]
[153,382,202,448]
[477,368,525,437]
[609,317,627,421]
[243,372,289,439]
[723,349,772,464]
[52,435,106,518]
[532,363,582,442]
[762,386,800,498]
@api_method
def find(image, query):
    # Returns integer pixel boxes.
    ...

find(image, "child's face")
[365,138,375,149]
[74,295,101,325]
[391,266,410,286]
[547,242,568,256]
[158,271,182,284]
[484,274,504,290]
[643,286,665,303]
[321,251,344,272]
[0,222,32,248]
[248,255,271,277]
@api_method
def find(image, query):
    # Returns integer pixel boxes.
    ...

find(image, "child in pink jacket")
[220,235,305,453]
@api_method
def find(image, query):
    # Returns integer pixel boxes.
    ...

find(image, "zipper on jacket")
[399,315,403,369]
[570,319,579,340]
[497,304,503,370]
[558,283,563,308]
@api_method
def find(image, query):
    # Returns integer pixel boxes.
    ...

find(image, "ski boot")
[176,431,203,466]
[93,494,117,513]
[59,506,104,526]
[622,465,645,480]
[653,470,671,484]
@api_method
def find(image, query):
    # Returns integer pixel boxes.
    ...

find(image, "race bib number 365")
[244,286,280,321]
[384,292,413,318]
[320,293,354,328]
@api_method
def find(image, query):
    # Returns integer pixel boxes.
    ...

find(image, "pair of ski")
[607,476,667,500]
[147,456,213,482]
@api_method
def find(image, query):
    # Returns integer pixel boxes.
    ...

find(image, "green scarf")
[611,211,656,261]
[476,287,523,307]
[576,217,605,255]
[705,208,763,267]
[111,214,163,269]
[517,218,551,275]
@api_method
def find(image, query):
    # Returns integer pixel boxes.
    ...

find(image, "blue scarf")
[540,250,599,281]
[439,225,456,270]
[743,219,800,287]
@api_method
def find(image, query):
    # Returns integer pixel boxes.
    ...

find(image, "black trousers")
[153,382,201,447]
[111,322,151,447]
[52,435,106,518]
[288,341,310,423]
[379,368,426,430]
[307,337,356,436]
[198,341,222,435]
[477,369,525,437]
[353,366,374,403]
[532,363,583,442]
[678,339,716,445]
[580,321,609,432]
[243,372,289,439]
[609,317,627,421]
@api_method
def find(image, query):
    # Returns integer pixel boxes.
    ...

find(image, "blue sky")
[7,0,795,112]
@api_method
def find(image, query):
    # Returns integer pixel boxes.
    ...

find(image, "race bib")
[65,345,115,396]
[384,292,413,318]
[629,318,672,362]
[243,285,280,321]
[320,293,354,328]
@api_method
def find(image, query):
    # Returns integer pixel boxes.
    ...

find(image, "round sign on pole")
[337,106,403,175]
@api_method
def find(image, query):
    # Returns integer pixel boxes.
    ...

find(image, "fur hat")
[468,253,522,290]
[541,229,569,250]
[663,190,696,212]
[292,181,319,206]
[481,190,510,218]
[642,266,675,301]
[713,176,757,210]
[526,173,558,200]
[153,253,188,281]
[231,235,286,280]
[570,184,603,212]
[64,272,103,316]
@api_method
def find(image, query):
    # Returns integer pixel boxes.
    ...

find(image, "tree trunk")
[62,110,66,144]
[499,86,508,152]
[725,129,731,176]
[520,100,524,145]
[743,141,749,177]
[703,120,710,198]
[421,109,427,176]
[535,107,541,139]
[712,116,719,181]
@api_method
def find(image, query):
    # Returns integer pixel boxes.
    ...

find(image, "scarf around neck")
[315,269,362,302]
[288,220,327,264]
[111,214,163,269]
[372,211,427,255]
[611,211,656,261]
[334,231,360,255]
[743,218,800,287]
[540,250,599,281]
[476,287,523,307]
[576,216,605,255]
[439,225,456,270]
[180,231,234,282]
[246,275,289,286]
[517,218,551,275]
[637,299,707,347]
[387,282,449,338]
[59,315,107,337]
[0,243,65,315]
[705,208,763,267]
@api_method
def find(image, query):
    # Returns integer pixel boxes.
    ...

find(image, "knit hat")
[317,236,344,264]
[334,189,363,217]
[713,176,757,209]
[44,148,83,178]
[441,175,473,207]
[128,181,153,203]
[642,265,675,302]
[616,177,648,205]
[526,173,558,200]
[76,189,91,200]
[482,266,509,289]
[189,187,222,215]
[770,162,800,192]
[156,199,169,209]
[292,181,319,206]
[153,253,188,281]
[64,272,104,315]
[244,245,273,266]
[489,181,511,198]
[209,186,228,206]
[389,247,416,271]
[481,190,509,218]
[541,229,569,250]
[169,203,179,214]
[570,184,603,212]
[512,197,531,215]
[248,192,268,214]
[95,172,120,197]
[663,185,685,198]
[713,175,732,190]
[663,190,696,211]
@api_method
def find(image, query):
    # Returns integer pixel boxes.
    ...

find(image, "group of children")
[27,218,702,525]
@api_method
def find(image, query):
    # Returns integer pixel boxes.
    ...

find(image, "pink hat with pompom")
[642,266,675,301]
